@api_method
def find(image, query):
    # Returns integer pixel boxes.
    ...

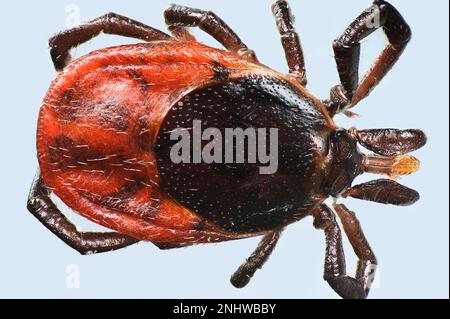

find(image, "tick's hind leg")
[326,1,411,116]
[313,204,376,299]
[27,170,140,255]
[272,0,307,85]
[230,231,282,288]
[49,12,172,71]
[164,5,257,61]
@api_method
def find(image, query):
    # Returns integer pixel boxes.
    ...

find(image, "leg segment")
[27,170,139,255]
[49,12,172,70]
[328,1,411,114]
[272,0,307,85]
[164,5,257,61]
[333,203,377,297]
[230,231,282,288]
[312,204,376,299]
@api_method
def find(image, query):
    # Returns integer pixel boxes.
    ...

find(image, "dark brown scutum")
[155,76,332,233]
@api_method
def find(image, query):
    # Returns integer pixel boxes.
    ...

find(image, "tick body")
[29,1,426,299]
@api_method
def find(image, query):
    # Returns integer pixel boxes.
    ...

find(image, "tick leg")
[164,5,257,61]
[230,231,282,288]
[27,170,139,255]
[272,0,307,85]
[333,203,378,298]
[327,1,411,115]
[49,12,172,71]
[312,204,375,299]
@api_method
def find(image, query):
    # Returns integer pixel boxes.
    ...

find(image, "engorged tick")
[28,1,426,299]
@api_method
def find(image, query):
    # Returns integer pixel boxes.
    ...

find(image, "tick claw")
[343,110,360,118]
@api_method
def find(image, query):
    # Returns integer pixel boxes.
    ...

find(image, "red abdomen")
[37,41,265,244]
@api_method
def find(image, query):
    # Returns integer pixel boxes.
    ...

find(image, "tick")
[28,0,426,298]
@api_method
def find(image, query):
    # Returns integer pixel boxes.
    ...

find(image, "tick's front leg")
[326,1,411,116]
[333,204,377,298]
[313,204,375,299]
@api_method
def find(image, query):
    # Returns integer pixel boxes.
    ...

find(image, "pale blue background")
[0,0,448,299]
